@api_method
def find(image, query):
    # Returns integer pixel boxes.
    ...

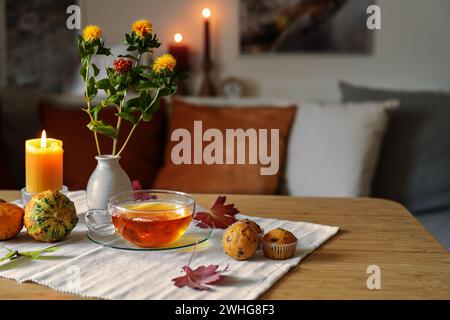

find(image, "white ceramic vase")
[86,155,132,210]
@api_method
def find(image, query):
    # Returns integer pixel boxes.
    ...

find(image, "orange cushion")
[153,99,297,194]
[40,101,167,190]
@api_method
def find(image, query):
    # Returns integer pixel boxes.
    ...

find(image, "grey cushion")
[415,208,450,251]
[339,82,450,214]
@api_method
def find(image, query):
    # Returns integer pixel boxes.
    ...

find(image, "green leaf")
[118,54,138,61]
[92,63,100,77]
[141,90,152,104]
[159,87,172,97]
[81,56,90,67]
[96,78,111,90]
[103,93,122,106]
[125,33,132,44]
[20,245,61,259]
[19,251,42,259]
[140,72,156,81]
[136,80,158,91]
[80,66,87,79]
[87,120,118,139]
[140,96,160,122]
[0,248,17,263]
[146,98,161,114]
[116,112,137,124]
[41,245,60,253]
[0,245,60,264]
[87,76,98,99]
[98,47,112,56]
[124,96,142,110]
[0,255,13,263]
[106,67,115,79]
[91,105,102,120]
[142,113,153,122]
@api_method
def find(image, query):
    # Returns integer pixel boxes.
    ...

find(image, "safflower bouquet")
[77,20,183,157]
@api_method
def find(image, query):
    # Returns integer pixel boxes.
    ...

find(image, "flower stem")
[186,241,199,267]
[84,57,101,156]
[87,100,102,156]
[112,53,141,156]
[112,119,121,156]
[116,87,160,157]
[115,117,140,157]
[112,96,126,156]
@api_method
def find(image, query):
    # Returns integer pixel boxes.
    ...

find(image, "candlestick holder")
[199,60,216,97]
[21,185,69,205]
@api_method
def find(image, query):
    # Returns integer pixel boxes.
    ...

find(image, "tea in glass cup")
[86,190,196,248]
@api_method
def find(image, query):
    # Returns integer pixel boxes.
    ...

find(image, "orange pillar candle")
[25,130,63,193]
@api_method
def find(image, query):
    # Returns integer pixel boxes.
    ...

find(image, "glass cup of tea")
[85,190,196,248]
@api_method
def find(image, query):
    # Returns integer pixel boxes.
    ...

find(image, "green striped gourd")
[24,190,78,242]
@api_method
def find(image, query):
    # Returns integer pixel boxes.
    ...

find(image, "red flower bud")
[113,58,133,74]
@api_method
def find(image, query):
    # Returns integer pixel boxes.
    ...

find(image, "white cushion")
[172,96,397,197]
[287,101,398,197]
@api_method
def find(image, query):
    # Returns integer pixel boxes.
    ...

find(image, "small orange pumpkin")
[0,200,24,240]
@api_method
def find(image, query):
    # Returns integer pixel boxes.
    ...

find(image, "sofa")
[1,83,449,250]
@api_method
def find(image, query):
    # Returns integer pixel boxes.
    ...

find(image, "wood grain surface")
[0,190,449,299]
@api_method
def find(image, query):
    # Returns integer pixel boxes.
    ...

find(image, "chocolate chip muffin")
[262,228,298,260]
[236,219,263,249]
[222,221,259,260]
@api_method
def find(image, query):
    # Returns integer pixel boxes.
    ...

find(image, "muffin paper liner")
[262,239,298,260]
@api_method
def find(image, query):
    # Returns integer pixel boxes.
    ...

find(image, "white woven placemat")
[0,191,339,299]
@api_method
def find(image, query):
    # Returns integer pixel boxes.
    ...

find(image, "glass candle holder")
[21,185,69,205]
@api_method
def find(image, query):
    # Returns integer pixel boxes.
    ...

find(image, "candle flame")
[174,33,183,43]
[202,8,211,19]
[40,130,47,148]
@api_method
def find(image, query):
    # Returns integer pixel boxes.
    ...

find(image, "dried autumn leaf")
[172,242,228,290]
[172,265,228,290]
[194,196,239,229]
[132,180,143,191]
[132,180,154,201]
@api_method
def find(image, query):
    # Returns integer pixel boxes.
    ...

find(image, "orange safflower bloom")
[83,25,102,41]
[132,20,153,38]
[152,54,176,74]
[114,58,133,74]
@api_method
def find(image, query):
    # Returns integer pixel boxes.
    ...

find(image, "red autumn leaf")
[172,265,228,290]
[194,196,239,229]
[172,242,228,290]
[132,180,144,191]
[132,180,155,201]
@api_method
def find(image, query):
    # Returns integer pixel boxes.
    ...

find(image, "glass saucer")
[86,221,213,251]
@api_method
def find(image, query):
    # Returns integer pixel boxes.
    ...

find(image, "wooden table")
[0,190,449,299]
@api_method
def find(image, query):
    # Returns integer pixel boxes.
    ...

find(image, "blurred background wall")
[79,0,450,100]
[0,0,449,98]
